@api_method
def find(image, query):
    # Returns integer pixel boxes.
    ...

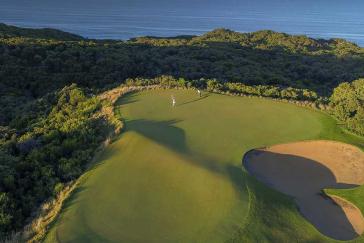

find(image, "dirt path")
[244,140,364,240]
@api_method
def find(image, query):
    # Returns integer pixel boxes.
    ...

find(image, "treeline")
[210,81,320,101]
[134,28,362,56]
[1,24,364,103]
[126,76,321,101]
[0,85,115,239]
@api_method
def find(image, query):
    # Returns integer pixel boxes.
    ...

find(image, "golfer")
[171,95,176,107]
[197,89,201,97]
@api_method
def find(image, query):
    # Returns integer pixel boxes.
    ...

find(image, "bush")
[330,79,364,135]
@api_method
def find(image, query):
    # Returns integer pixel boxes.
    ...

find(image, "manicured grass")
[325,186,364,217]
[45,89,364,242]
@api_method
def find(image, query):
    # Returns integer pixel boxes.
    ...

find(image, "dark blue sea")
[1,0,364,46]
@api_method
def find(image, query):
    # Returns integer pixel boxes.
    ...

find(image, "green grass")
[325,186,364,217]
[45,89,364,242]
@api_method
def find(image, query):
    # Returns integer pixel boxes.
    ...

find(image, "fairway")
[45,89,363,242]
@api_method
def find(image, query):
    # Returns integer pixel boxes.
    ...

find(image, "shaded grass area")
[325,186,364,219]
[45,90,364,242]
[236,176,332,243]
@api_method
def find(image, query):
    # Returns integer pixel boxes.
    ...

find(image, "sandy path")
[244,140,364,240]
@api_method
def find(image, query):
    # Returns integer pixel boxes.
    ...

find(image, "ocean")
[1,0,364,46]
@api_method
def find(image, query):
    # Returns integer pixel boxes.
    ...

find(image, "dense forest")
[0,85,116,238]
[0,23,364,239]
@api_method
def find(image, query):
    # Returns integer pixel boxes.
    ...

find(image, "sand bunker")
[244,140,364,240]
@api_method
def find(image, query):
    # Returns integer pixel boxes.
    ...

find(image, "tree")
[330,79,364,135]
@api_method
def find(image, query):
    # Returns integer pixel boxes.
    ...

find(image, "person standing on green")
[171,95,176,107]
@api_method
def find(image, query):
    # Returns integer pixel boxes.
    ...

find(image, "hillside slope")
[0,23,83,40]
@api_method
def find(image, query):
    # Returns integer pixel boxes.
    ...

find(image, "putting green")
[45,89,364,242]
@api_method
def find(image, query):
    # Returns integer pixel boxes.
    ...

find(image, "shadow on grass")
[125,118,245,194]
[177,93,210,106]
[46,184,115,242]
[45,185,87,237]
[115,91,140,106]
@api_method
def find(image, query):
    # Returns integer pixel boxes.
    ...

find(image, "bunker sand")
[244,140,364,240]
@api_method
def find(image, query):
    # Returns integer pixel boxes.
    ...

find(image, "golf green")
[44,89,364,242]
